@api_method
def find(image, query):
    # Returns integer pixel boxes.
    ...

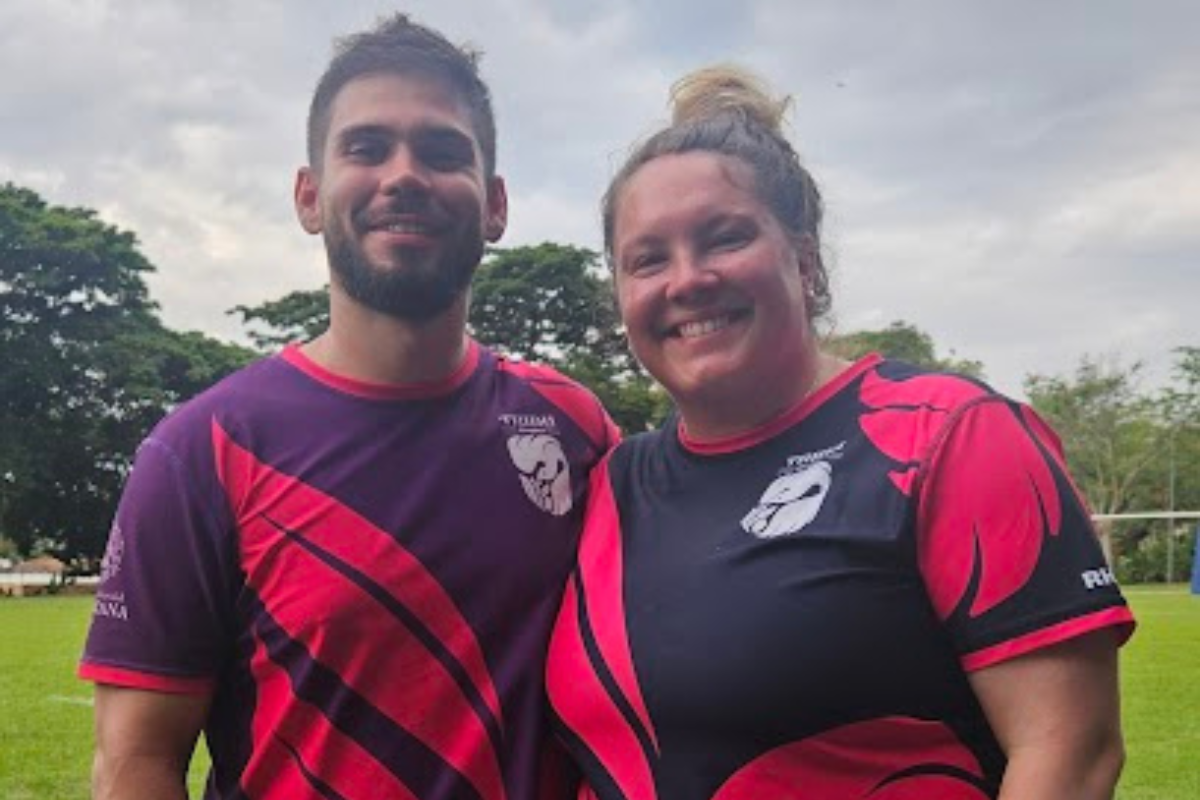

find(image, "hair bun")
[668,64,791,135]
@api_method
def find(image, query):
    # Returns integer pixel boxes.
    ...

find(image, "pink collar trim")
[679,353,883,455]
[280,340,480,401]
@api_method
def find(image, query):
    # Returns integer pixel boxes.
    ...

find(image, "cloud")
[1,0,1195,395]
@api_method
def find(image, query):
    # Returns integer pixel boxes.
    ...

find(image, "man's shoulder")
[485,349,617,448]
[149,353,293,444]
[488,350,585,389]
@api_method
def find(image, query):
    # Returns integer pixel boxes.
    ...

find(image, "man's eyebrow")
[335,123,474,146]
[332,124,391,145]
[411,125,476,150]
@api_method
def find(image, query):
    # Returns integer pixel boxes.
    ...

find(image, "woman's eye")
[711,229,751,250]
[629,252,667,274]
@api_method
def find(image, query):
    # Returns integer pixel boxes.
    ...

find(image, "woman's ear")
[793,232,818,279]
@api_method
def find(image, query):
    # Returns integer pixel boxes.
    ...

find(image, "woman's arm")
[968,630,1125,800]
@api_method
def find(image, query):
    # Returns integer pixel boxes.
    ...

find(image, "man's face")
[295,72,507,322]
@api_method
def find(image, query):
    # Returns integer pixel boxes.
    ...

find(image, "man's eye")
[345,140,386,162]
[420,141,473,171]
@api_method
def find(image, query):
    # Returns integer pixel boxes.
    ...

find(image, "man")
[80,14,615,800]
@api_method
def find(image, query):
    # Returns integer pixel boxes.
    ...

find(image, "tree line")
[2,184,1196,581]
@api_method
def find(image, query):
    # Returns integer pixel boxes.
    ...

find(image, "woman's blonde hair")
[603,64,830,319]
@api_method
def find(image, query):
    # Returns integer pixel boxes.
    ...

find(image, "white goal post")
[1091,512,1200,522]
[1090,511,1200,588]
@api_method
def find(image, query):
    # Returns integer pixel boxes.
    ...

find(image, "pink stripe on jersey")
[241,632,422,800]
[711,717,987,799]
[78,662,215,694]
[547,573,657,800]
[214,422,507,800]
[962,607,1136,672]
[577,460,659,754]
[213,418,503,723]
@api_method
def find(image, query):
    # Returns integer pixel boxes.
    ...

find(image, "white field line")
[46,694,94,707]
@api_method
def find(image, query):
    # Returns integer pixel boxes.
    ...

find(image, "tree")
[1138,347,1200,514]
[471,244,627,365]
[2,183,153,556]
[1023,356,1181,574]
[1,184,253,559]
[470,244,670,432]
[1121,347,1200,582]
[231,288,329,350]
[1025,349,1200,582]
[1025,357,1165,517]
[825,320,985,378]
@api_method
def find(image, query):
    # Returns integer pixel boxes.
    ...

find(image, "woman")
[546,65,1134,799]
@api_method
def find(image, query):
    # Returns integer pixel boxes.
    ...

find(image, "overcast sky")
[2,0,1196,397]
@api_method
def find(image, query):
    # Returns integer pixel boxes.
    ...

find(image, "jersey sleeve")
[915,397,1135,672]
[79,422,237,694]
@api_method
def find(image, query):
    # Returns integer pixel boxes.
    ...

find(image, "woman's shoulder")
[862,358,1004,412]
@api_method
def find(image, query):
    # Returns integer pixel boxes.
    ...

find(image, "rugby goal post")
[1091,511,1200,591]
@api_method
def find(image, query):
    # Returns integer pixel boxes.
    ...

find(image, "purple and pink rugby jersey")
[81,341,617,800]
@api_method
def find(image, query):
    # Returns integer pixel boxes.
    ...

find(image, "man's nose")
[381,147,432,195]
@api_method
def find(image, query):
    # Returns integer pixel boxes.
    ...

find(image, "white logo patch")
[99,523,125,583]
[94,523,130,622]
[507,433,573,516]
[741,461,833,539]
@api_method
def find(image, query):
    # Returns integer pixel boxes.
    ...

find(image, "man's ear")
[294,167,323,234]
[484,175,508,242]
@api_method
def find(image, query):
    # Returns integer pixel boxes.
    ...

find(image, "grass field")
[0,595,210,799]
[1118,586,1200,800]
[1,589,1197,798]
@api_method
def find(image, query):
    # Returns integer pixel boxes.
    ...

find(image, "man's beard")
[325,229,482,323]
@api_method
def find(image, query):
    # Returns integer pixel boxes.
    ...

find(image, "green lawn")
[1119,586,1200,800]
[0,596,94,799]
[1,590,1196,798]
[0,595,209,799]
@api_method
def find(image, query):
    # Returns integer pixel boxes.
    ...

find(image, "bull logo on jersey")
[741,461,832,539]
[507,433,573,516]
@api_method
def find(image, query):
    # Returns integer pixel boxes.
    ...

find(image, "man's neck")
[302,292,471,386]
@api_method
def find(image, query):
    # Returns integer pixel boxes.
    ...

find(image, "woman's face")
[611,151,816,435]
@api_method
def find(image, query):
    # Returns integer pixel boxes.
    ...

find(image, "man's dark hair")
[307,13,498,176]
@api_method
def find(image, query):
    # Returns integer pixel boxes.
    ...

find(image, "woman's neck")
[678,349,850,443]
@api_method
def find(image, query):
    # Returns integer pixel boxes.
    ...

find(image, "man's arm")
[968,630,1125,800]
[92,684,212,800]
